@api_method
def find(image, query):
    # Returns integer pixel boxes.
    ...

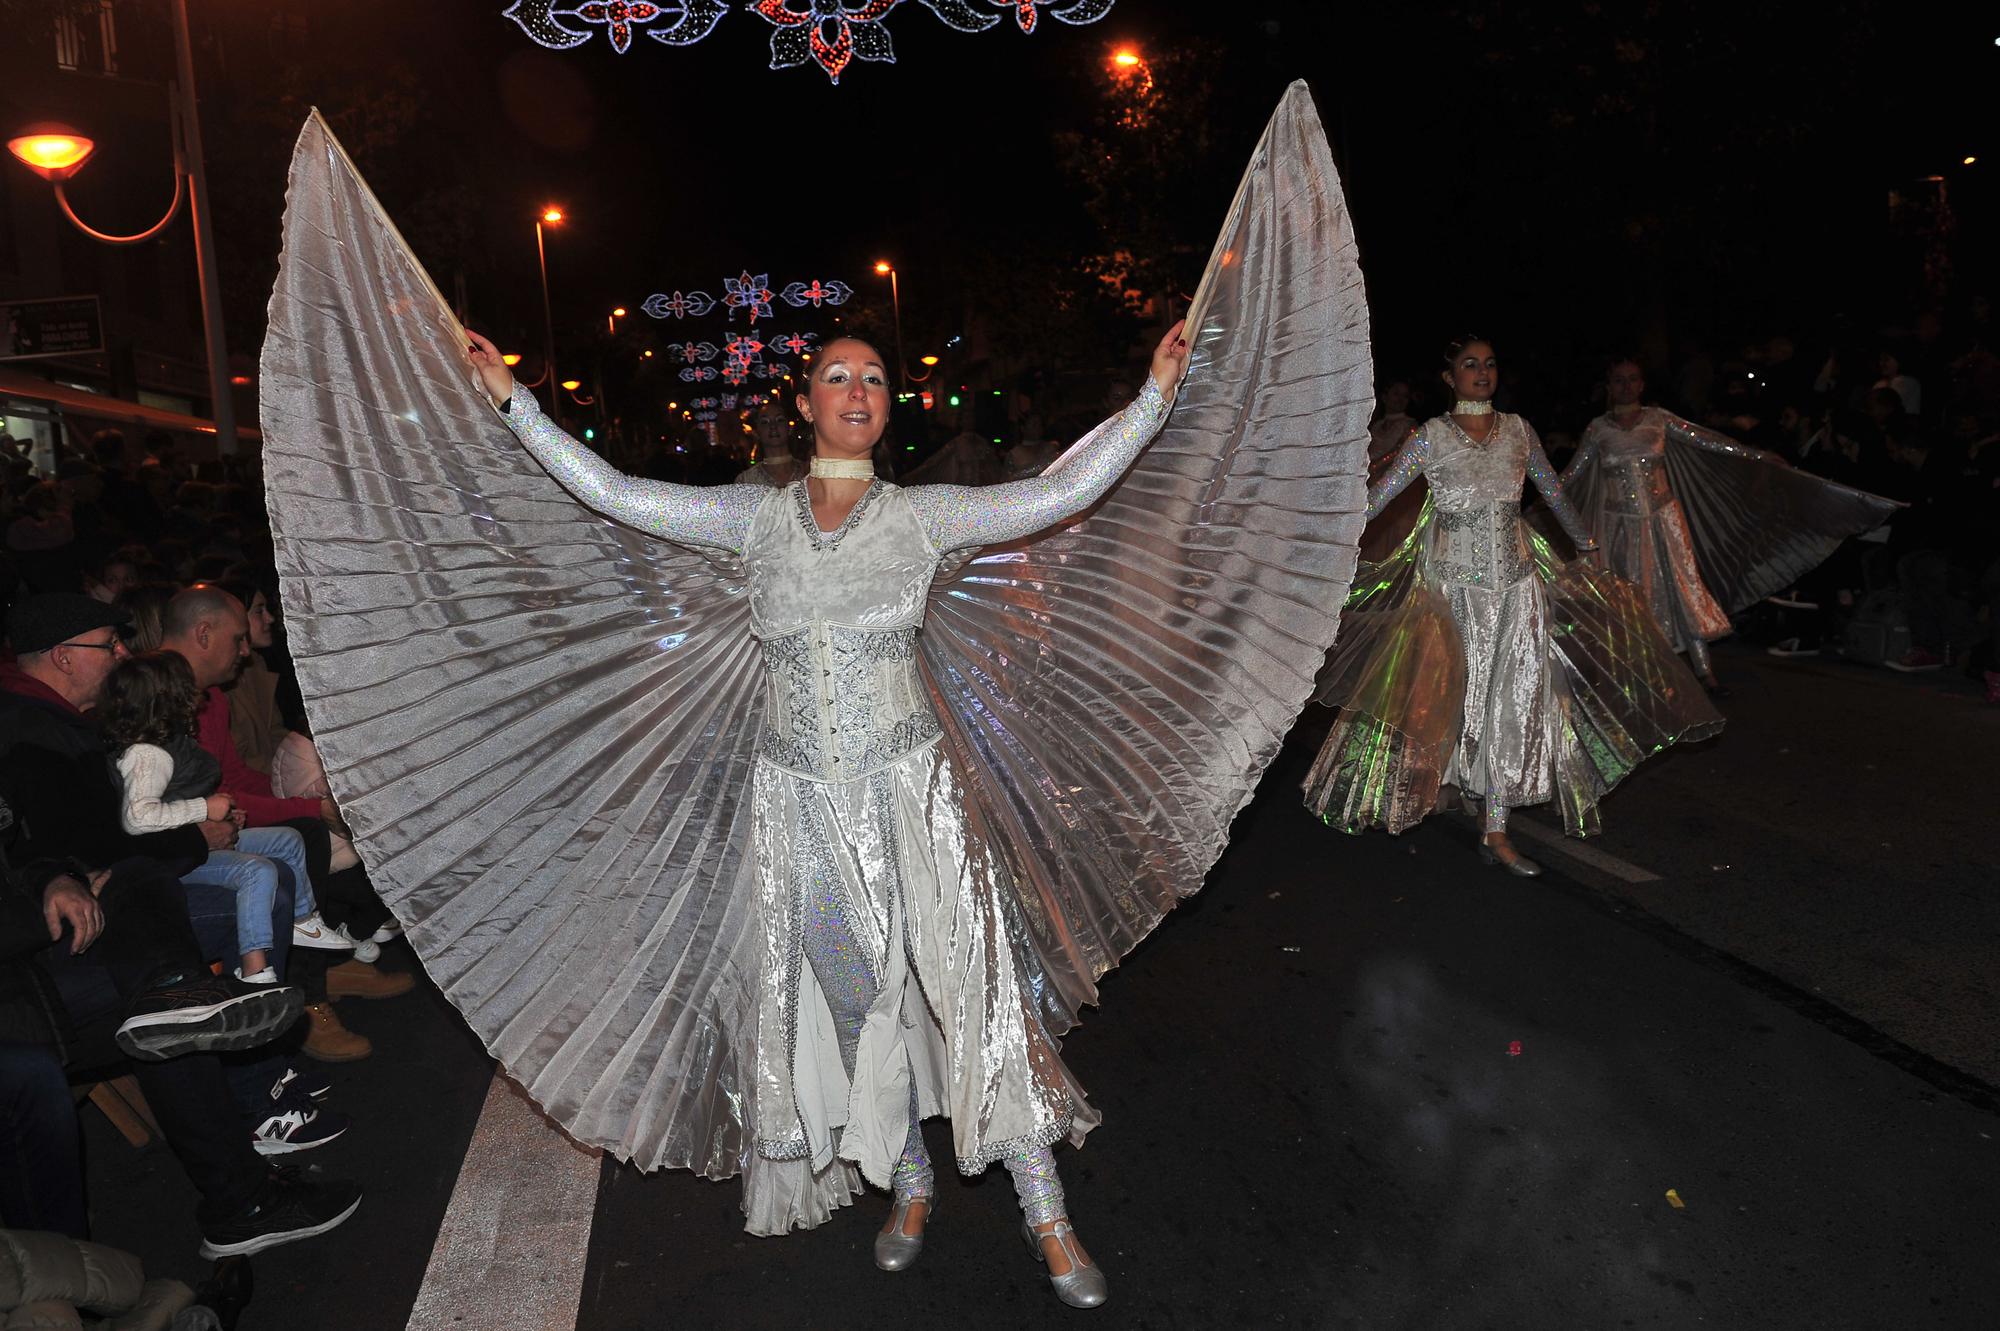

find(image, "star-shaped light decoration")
[723,271,777,323]
[751,1,901,85]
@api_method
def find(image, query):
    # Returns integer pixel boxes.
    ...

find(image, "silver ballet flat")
[874,1196,931,1272]
[1021,1218,1108,1309]
[1478,841,1543,877]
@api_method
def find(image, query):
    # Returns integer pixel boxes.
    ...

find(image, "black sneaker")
[198,1169,362,1259]
[116,968,304,1062]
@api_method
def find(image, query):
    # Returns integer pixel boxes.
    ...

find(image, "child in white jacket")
[100,651,347,982]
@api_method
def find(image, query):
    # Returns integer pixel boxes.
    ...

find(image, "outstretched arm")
[1525,425,1597,549]
[1561,419,1604,485]
[1662,413,1780,464]
[470,332,762,553]
[1366,430,1429,520]
[907,321,1188,553]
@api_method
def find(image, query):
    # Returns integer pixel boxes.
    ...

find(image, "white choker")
[809,457,875,480]
[1452,399,1494,416]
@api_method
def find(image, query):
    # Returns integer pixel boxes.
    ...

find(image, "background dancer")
[1565,358,1901,691]
[1306,336,1724,874]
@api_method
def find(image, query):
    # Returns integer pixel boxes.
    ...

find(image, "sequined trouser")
[800,876,1067,1224]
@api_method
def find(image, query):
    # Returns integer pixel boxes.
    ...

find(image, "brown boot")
[325,960,416,1001]
[302,1000,372,1063]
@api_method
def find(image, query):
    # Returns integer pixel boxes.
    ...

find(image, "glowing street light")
[535,205,564,423]
[8,1,238,451]
[561,379,583,392]
[1111,48,1141,68]
[1966,156,1979,166]
[873,260,907,390]
[502,353,523,367]
[6,126,95,180]
[919,355,939,366]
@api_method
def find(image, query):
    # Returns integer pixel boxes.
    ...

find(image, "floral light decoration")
[501,0,727,50]
[780,279,853,309]
[641,290,718,320]
[723,271,778,323]
[504,0,1116,82]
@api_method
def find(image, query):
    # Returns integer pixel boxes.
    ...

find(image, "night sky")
[200,1,1992,419]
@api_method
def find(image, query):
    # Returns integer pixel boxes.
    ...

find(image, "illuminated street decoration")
[670,340,720,363]
[723,271,777,323]
[780,280,852,309]
[770,331,818,356]
[679,366,719,382]
[504,0,1114,81]
[725,333,766,369]
[501,0,727,50]
[641,290,717,320]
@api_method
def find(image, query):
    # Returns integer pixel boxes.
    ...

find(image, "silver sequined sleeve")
[907,378,1170,553]
[497,382,764,553]
[1560,418,1604,484]
[1365,429,1430,519]
[1663,413,1779,464]
[1524,423,1594,547]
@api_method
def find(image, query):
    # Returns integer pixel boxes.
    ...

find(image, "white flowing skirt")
[742,739,1096,1236]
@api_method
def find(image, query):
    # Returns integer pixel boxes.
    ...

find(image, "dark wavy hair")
[1442,333,1494,368]
[98,651,203,750]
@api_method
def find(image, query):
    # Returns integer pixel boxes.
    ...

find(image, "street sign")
[0,295,104,361]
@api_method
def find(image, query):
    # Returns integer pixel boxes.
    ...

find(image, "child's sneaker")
[234,966,279,985]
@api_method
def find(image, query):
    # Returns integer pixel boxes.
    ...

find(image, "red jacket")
[196,687,320,828]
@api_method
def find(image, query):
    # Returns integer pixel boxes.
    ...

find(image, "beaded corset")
[1422,415,1536,589]
[744,480,946,783]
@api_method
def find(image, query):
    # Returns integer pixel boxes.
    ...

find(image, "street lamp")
[873,260,908,390]
[7,0,237,452]
[608,306,627,333]
[536,206,564,426]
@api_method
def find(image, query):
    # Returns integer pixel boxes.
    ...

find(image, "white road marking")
[1509,818,1662,883]
[407,1073,602,1330]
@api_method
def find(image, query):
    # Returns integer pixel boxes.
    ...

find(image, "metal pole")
[169,0,236,455]
[888,268,907,391]
[536,220,559,428]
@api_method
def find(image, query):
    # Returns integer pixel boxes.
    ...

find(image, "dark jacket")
[0,792,79,1060]
[0,665,210,876]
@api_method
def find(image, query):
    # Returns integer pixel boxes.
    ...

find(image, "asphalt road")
[78,644,2000,1329]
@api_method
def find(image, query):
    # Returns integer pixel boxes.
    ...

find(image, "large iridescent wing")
[1662,427,1901,612]
[260,113,764,1177]
[918,82,1372,1023]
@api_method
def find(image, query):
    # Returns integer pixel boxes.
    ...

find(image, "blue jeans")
[180,826,315,959]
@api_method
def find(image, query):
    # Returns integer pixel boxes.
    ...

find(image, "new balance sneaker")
[198,1169,362,1259]
[115,969,303,1062]
[251,1088,349,1155]
[291,912,355,951]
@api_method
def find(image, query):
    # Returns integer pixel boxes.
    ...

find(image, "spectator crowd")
[2,423,422,1325]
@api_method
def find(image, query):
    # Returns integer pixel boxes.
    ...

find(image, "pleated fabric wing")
[260,113,764,1176]
[919,81,1373,1022]
[1565,434,1900,614]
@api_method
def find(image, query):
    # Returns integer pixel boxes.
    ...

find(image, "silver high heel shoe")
[1478,838,1543,877]
[874,1195,931,1272]
[1021,1218,1108,1309]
